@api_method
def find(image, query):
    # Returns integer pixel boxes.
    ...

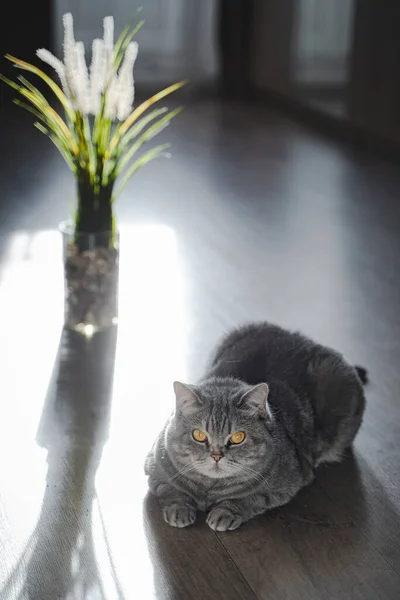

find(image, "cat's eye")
[192,429,208,443]
[229,431,246,445]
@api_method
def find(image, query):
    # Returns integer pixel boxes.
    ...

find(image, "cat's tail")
[355,365,368,385]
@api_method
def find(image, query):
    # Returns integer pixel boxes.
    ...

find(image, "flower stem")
[75,174,115,250]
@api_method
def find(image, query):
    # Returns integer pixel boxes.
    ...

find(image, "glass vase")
[60,222,119,334]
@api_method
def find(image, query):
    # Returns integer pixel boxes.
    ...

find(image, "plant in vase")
[0,12,185,333]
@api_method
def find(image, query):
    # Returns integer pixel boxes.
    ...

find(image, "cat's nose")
[212,454,223,462]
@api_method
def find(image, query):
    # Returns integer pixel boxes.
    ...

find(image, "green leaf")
[13,98,48,123]
[5,54,76,122]
[113,8,144,65]
[6,78,78,156]
[113,24,131,60]
[21,73,79,135]
[93,93,107,144]
[102,107,170,182]
[20,88,78,154]
[33,121,49,135]
[34,122,77,173]
[17,76,47,104]
[83,115,96,178]
[100,119,111,156]
[114,143,171,197]
[117,107,168,152]
[107,80,187,156]
[115,107,182,175]
[114,20,144,71]
[0,73,20,91]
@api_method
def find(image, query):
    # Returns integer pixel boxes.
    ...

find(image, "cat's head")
[166,377,274,480]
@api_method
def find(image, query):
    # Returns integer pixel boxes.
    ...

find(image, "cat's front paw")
[206,507,242,531]
[163,504,196,528]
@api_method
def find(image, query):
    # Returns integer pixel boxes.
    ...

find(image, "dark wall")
[251,0,295,96]
[348,0,400,143]
[218,0,256,98]
[0,1,52,106]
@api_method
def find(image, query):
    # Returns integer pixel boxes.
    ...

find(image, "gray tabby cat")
[145,322,367,531]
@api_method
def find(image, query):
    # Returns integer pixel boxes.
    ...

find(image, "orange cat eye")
[229,431,246,445]
[192,429,208,443]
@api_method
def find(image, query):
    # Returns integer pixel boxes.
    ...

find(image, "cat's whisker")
[237,464,269,488]
[168,460,204,484]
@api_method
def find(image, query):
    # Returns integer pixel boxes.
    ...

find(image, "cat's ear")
[173,381,200,415]
[239,383,272,419]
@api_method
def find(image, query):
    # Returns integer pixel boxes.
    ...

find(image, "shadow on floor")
[0,327,124,600]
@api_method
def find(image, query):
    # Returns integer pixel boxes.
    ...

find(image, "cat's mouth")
[194,458,236,479]
[205,461,224,473]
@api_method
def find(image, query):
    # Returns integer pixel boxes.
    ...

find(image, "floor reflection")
[0,230,64,592]
[1,329,120,599]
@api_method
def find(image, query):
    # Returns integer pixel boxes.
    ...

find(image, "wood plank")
[144,495,257,600]
[216,484,400,600]
[317,430,400,576]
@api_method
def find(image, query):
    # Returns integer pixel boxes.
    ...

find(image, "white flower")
[74,42,90,114]
[36,48,68,95]
[100,22,138,120]
[89,39,106,115]
[61,15,90,114]
[103,16,114,50]
[62,12,77,100]
[36,13,138,120]
[37,12,88,113]
[103,15,114,86]
[63,13,75,64]
[104,75,120,120]
[117,41,138,120]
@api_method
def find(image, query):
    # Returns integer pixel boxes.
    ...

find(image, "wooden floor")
[1,99,400,599]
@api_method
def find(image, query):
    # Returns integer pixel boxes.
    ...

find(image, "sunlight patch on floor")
[95,224,191,598]
[0,229,63,588]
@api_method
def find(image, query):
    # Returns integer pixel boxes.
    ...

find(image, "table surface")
[1,100,400,600]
